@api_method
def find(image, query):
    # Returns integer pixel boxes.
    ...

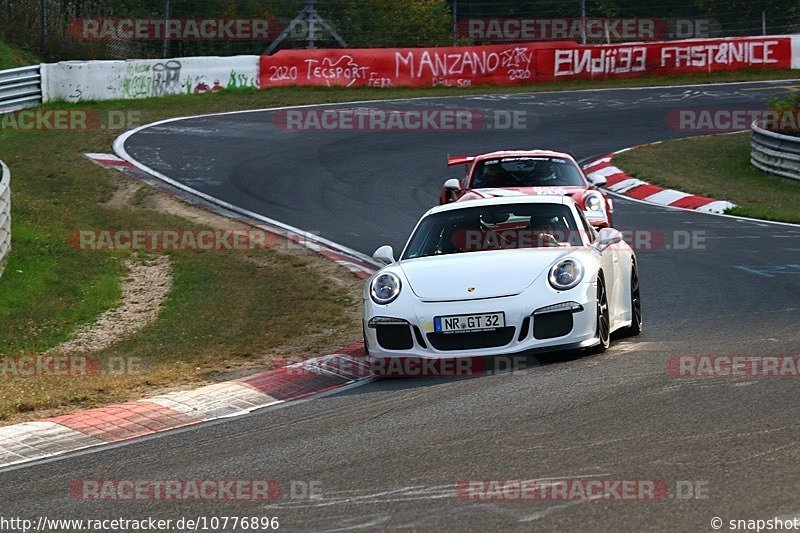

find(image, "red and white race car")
[439,150,613,228]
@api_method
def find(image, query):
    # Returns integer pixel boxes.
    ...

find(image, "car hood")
[399,248,575,301]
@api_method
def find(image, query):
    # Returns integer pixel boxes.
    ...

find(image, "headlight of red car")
[585,193,604,212]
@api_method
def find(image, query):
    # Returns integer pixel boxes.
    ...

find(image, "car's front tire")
[621,261,643,337]
[589,275,611,354]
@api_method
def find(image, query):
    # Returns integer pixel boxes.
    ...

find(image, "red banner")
[259,36,794,89]
[260,42,575,89]
[540,36,791,81]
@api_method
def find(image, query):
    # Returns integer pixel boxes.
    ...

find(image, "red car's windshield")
[470,156,587,188]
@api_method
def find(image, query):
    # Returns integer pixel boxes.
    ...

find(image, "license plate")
[434,312,505,334]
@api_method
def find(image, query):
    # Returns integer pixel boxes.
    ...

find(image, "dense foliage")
[1,0,798,61]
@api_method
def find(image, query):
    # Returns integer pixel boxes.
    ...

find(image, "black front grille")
[533,311,574,340]
[518,317,531,342]
[376,325,414,350]
[427,327,516,351]
[413,326,428,349]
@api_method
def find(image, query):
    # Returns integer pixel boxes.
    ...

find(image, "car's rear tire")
[620,262,643,337]
[589,275,611,354]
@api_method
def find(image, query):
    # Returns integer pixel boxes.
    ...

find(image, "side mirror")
[443,178,461,191]
[440,178,462,205]
[597,228,623,251]
[373,245,396,265]
[589,174,607,187]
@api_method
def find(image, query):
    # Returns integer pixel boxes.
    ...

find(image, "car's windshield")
[470,156,586,188]
[402,203,582,260]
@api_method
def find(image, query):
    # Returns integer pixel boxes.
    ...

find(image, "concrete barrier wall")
[42,55,260,103]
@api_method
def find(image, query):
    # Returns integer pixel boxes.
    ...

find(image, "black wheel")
[621,262,642,337]
[589,275,611,354]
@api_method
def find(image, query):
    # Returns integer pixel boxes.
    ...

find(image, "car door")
[579,209,621,321]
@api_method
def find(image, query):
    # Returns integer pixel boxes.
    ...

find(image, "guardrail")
[0,160,10,280]
[751,120,800,182]
[0,65,43,114]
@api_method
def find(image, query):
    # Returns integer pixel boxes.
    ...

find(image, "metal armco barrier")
[751,120,800,182]
[0,65,43,114]
[0,160,10,280]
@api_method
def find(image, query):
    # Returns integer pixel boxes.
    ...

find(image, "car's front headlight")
[585,193,604,212]
[549,259,584,291]
[370,272,402,304]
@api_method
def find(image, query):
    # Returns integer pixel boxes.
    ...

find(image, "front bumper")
[364,288,598,360]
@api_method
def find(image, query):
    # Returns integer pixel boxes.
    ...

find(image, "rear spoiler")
[447,155,475,167]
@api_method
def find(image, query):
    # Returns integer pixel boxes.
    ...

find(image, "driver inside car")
[528,215,564,247]
[529,161,559,185]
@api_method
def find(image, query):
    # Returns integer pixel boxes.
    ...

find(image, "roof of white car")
[426,195,575,216]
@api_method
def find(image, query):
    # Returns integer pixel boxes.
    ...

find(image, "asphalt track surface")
[3,81,800,532]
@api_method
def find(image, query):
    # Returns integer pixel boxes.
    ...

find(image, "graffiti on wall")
[553,46,647,77]
[226,70,260,90]
[259,36,793,89]
[121,61,184,98]
[121,62,259,99]
[121,63,153,98]
[151,60,183,96]
[394,46,534,85]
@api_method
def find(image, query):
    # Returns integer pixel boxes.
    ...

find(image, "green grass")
[102,251,355,367]
[0,68,799,421]
[0,224,122,353]
[0,41,39,70]
[0,99,362,421]
[614,132,800,223]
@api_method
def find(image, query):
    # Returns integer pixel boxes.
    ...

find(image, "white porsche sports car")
[363,196,641,364]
